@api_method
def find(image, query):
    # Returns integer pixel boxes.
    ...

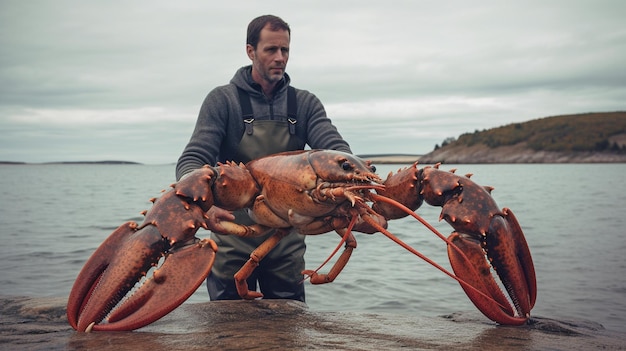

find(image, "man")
[176,15,351,302]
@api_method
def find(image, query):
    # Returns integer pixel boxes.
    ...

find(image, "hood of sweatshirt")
[230,65,291,99]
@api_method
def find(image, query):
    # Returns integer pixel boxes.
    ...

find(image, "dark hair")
[246,15,290,49]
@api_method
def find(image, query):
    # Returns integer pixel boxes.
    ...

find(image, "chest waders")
[234,86,303,163]
[207,86,307,301]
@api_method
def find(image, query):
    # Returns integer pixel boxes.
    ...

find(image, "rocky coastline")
[418,143,626,164]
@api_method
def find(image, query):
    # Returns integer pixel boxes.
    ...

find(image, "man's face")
[247,25,290,86]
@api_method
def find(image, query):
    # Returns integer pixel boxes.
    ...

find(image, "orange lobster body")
[67,150,536,331]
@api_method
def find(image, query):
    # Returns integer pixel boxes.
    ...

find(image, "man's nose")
[275,51,286,61]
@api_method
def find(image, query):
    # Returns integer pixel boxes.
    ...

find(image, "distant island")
[357,154,421,164]
[419,111,626,164]
[3,112,625,165]
[46,160,142,165]
[0,160,142,165]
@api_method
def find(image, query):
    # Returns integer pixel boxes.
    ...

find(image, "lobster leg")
[233,228,291,299]
[302,221,358,284]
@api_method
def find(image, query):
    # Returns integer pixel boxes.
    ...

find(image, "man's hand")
[205,206,236,233]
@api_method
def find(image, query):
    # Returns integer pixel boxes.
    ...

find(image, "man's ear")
[246,44,255,61]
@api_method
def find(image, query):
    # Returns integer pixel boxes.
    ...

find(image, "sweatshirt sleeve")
[298,90,352,154]
[175,88,229,180]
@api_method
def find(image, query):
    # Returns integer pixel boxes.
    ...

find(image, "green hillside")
[436,111,626,153]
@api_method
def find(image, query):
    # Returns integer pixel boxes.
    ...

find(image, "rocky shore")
[418,143,626,164]
[2,296,624,350]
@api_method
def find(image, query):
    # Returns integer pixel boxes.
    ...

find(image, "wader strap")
[237,86,297,135]
[287,86,297,135]
[237,87,255,135]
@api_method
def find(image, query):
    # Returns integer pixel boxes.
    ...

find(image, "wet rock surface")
[1,296,624,350]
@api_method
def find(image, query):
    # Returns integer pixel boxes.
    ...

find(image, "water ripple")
[0,163,625,334]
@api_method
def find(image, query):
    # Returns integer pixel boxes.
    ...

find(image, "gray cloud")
[1,0,624,163]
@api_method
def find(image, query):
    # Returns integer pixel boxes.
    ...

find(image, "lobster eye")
[370,165,376,173]
[341,162,353,171]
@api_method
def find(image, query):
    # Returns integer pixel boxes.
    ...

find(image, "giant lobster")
[67,150,536,332]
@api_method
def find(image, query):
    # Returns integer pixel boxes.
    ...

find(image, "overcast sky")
[1,1,624,164]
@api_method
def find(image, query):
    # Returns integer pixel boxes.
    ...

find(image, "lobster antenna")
[370,194,469,260]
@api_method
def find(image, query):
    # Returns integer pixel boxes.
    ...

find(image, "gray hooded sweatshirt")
[176,65,351,180]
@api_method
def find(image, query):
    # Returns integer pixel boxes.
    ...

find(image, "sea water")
[1,162,624,334]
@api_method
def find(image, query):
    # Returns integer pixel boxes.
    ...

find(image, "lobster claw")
[67,222,216,331]
[373,164,537,325]
[447,209,536,325]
